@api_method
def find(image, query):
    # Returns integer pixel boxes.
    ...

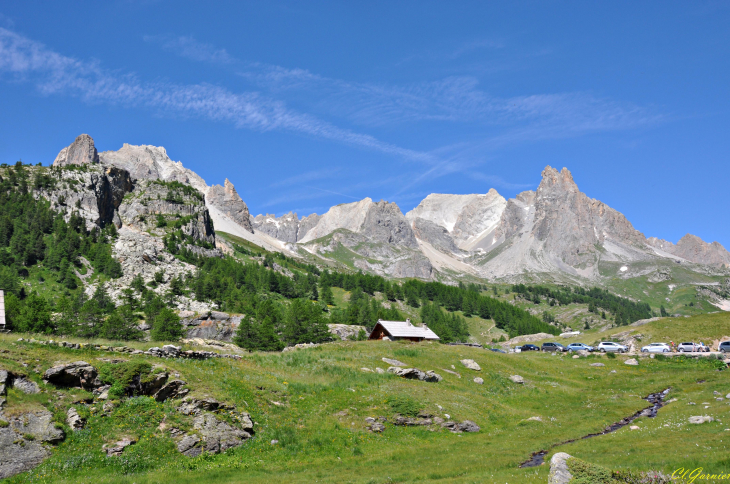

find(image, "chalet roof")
[375,319,440,340]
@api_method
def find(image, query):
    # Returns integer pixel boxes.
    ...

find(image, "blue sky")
[1,1,729,247]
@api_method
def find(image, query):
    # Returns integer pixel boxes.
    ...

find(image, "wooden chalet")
[368,318,440,342]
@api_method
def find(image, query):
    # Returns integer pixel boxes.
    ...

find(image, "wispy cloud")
[143,34,234,64]
[268,168,342,188]
[0,27,431,162]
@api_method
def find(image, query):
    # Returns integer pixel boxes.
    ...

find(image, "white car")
[597,341,628,353]
[641,343,671,353]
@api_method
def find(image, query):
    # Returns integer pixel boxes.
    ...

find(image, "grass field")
[2,318,729,483]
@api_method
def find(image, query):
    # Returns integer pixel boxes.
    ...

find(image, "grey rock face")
[43,361,100,390]
[494,191,535,241]
[182,313,241,342]
[362,200,419,248]
[206,179,254,233]
[252,212,299,242]
[0,410,64,479]
[117,180,214,245]
[192,413,253,454]
[411,218,459,253]
[38,164,133,230]
[509,375,524,384]
[176,433,202,457]
[298,213,321,240]
[53,134,99,167]
[532,166,646,267]
[99,143,208,194]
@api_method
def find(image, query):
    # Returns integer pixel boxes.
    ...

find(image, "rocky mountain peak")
[538,166,578,194]
[53,134,99,167]
[206,179,254,234]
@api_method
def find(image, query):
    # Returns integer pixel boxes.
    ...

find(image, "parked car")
[641,343,671,353]
[519,344,540,352]
[488,348,506,353]
[541,342,567,352]
[720,341,730,353]
[597,341,628,353]
[566,343,594,352]
[677,342,710,353]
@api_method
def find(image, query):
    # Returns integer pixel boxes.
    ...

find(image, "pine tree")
[151,307,183,341]
[321,284,334,306]
[100,305,142,341]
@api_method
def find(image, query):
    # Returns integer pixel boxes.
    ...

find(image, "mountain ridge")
[46,134,730,284]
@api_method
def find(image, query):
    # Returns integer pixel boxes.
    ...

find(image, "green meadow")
[2,314,729,483]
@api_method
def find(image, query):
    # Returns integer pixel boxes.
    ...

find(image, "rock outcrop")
[206,179,254,234]
[43,361,101,390]
[53,134,100,167]
[99,143,208,193]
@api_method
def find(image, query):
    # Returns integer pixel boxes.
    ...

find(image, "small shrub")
[387,396,421,417]
[606,352,616,359]
[23,434,35,441]
[0,420,8,428]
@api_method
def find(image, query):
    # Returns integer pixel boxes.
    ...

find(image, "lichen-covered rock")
[548,452,573,484]
[192,413,253,454]
[0,410,64,479]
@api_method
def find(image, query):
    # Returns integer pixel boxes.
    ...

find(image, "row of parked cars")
[517,341,729,353]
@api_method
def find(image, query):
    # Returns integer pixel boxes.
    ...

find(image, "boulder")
[473,377,484,385]
[66,408,85,431]
[460,359,481,371]
[105,438,136,456]
[589,363,605,367]
[43,361,100,390]
[388,367,425,380]
[12,377,41,394]
[457,420,480,432]
[375,367,385,374]
[689,416,714,424]
[423,371,442,383]
[548,452,573,484]
[509,375,525,384]
[382,358,407,367]
[369,422,385,433]
[624,358,639,366]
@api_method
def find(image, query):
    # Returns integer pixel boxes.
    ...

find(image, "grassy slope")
[2,325,729,483]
